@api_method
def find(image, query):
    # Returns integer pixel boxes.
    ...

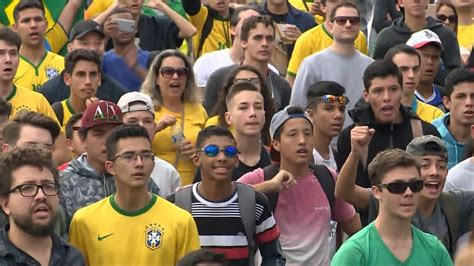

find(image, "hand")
[179,140,196,158]
[282,25,302,42]
[156,115,177,132]
[270,170,296,192]
[143,0,166,11]
[350,126,375,157]
[309,3,325,17]
[103,17,119,37]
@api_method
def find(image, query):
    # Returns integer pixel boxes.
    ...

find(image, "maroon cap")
[81,100,123,129]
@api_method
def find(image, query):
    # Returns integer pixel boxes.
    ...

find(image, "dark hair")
[13,0,45,23]
[444,68,474,98]
[368,149,421,185]
[240,15,275,42]
[384,44,421,66]
[214,65,274,145]
[195,126,236,150]
[306,81,346,109]
[436,0,458,34]
[3,111,61,146]
[177,249,228,266]
[0,145,58,196]
[0,26,22,50]
[108,7,134,19]
[65,112,83,140]
[0,99,12,117]
[105,124,151,161]
[363,60,403,91]
[330,2,360,22]
[230,5,260,27]
[64,49,101,75]
[225,81,260,105]
[273,106,308,141]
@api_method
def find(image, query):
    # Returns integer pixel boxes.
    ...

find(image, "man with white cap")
[406,29,447,111]
[117,92,181,197]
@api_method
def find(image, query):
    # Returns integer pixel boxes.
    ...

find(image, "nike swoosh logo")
[97,233,114,241]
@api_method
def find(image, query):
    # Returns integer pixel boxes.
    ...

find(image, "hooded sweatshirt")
[373,16,462,85]
[432,113,465,170]
[60,154,159,228]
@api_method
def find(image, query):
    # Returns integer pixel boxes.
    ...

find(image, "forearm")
[259,239,286,266]
[159,4,197,38]
[57,1,83,33]
[253,181,277,194]
[340,213,361,236]
[335,152,369,209]
[94,3,118,26]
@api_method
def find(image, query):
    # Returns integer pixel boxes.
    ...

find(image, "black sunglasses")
[436,14,457,23]
[333,16,360,26]
[197,145,239,158]
[377,179,424,194]
[159,67,189,79]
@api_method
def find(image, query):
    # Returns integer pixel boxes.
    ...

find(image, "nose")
[334,108,344,119]
[34,186,47,200]
[249,106,257,117]
[407,69,415,79]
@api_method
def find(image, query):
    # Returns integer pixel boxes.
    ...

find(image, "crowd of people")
[0,0,473,265]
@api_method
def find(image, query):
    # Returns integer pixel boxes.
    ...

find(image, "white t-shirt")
[151,156,181,197]
[444,158,474,191]
[313,148,338,172]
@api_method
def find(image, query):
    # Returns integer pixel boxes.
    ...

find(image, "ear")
[12,24,18,31]
[241,39,248,50]
[363,90,369,102]
[442,96,451,111]
[2,143,10,153]
[224,111,233,126]
[97,73,102,87]
[64,73,72,87]
[65,139,73,151]
[105,160,116,176]
[371,185,382,201]
[327,21,334,33]
[471,125,474,138]
[1,196,10,216]
[67,43,73,53]
[398,0,404,8]
[230,26,237,38]
[271,139,281,153]
[191,153,200,167]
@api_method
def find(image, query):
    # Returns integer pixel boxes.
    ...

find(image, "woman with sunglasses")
[436,0,459,34]
[141,50,207,186]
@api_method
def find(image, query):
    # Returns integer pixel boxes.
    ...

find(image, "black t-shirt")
[193,146,271,183]
[137,14,183,51]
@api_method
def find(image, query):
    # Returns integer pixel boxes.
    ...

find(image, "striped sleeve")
[254,191,280,244]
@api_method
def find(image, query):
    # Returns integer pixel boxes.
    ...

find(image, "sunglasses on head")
[436,14,457,23]
[234,77,261,86]
[198,145,239,158]
[377,179,424,194]
[318,95,350,105]
[159,67,189,79]
[333,16,360,26]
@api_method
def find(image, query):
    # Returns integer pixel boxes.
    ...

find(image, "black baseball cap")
[69,20,105,41]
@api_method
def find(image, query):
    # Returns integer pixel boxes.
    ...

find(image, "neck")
[417,81,434,99]
[280,159,312,178]
[236,133,261,155]
[86,155,106,174]
[113,42,136,55]
[418,197,437,218]
[313,130,332,160]
[8,224,52,262]
[401,91,415,107]
[374,211,412,240]
[330,42,356,56]
[198,179,234,201]
[217,9,230,18]
[114,186,151,212]
[243,57,268,76]
[448,118,472,143]
[404,15,427,32]
[19,45,45,65]
[0,81,13,99]
[163,98,182,113]
[69,95,88,113]
[267,1,288,15]
[457,8,474,25]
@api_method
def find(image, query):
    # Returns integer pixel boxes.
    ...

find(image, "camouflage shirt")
[0,224,85,265]
[60,154,159,228]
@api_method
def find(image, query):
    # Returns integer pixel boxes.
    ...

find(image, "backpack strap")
[173,185,193,212]
[196,6,215,58]
[309,164,336,214]
[262,163,281,212]
[410,118,423,139]
[236,183,256,265]
[440,191,460,255]
[51,101,64,127]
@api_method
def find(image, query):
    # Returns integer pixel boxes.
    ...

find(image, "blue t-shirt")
[102,49,150,92]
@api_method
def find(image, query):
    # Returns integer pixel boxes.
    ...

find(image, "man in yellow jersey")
[12,0,64,91]
[51,49,101,132]
[69,124,200,265]
[286,0,368,86]
[384,44,444,123]
[183,0,234,58]
[452,0,473,51]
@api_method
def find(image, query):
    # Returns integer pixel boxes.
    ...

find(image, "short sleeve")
[254,191,280,244]
[331,239,366,265]
[238,168,265,186]
[331,171,356,222]
[44,23,68,54]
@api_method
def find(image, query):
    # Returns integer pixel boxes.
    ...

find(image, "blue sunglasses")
[198,145,239,158]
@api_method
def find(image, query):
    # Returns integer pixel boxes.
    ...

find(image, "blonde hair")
[140,49,200,111]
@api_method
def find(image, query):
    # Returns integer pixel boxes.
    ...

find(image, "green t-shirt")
[331,222,453,266]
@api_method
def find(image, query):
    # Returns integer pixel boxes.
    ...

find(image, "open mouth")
[381,106,393,115]
[33,204,50,216]
[425,181,440,192]
[296,148,307,155]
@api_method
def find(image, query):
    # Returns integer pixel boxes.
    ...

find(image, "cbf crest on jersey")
[45,66,60,79]
[145,223,164,250]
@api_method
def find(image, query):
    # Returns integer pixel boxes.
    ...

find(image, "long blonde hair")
[141,49,199,111]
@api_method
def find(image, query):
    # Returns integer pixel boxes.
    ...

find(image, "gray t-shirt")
[290,48,374,129]
[444,158,474,191]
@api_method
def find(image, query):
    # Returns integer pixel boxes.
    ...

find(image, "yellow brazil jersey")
[413,99,444,124]
[85,0,113,19]
[153,103,208,185]
[14,51,64,91]
[287,23,368,76]
[287,0,324,24]
[6,85,59,123]
[58,99,75,132]
[457,24,474,51]
[44,22,69,54]
[69,194,201,265]
[190,5,232,58]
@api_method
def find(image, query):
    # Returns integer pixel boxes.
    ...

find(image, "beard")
[10,203,58,237]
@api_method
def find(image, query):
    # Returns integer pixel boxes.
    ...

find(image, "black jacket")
[38,71,127,105]
[373,16,462,85]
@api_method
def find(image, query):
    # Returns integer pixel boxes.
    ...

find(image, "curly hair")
[140,49,200,111]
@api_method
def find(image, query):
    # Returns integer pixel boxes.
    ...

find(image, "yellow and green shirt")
[14,51,64,91]
[287,23,368,76]
[5,85,59,123]
[412,99,445,124]
[57,99,76,132]
[458,24,474,51]
[69,194,201,265]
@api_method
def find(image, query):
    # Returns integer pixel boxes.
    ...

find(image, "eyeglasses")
[113,151,155,162]
[197,145,239,158]
[234,77,261,86]
[159,67,189,79]
[377,179,424,194]
[318,95,350,105]
[333,16,360,26]
[9,183,60,197]
[436,14,457,23]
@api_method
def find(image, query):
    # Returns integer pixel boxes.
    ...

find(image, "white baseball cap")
[117,92,155,115]
[406,29,443,50]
